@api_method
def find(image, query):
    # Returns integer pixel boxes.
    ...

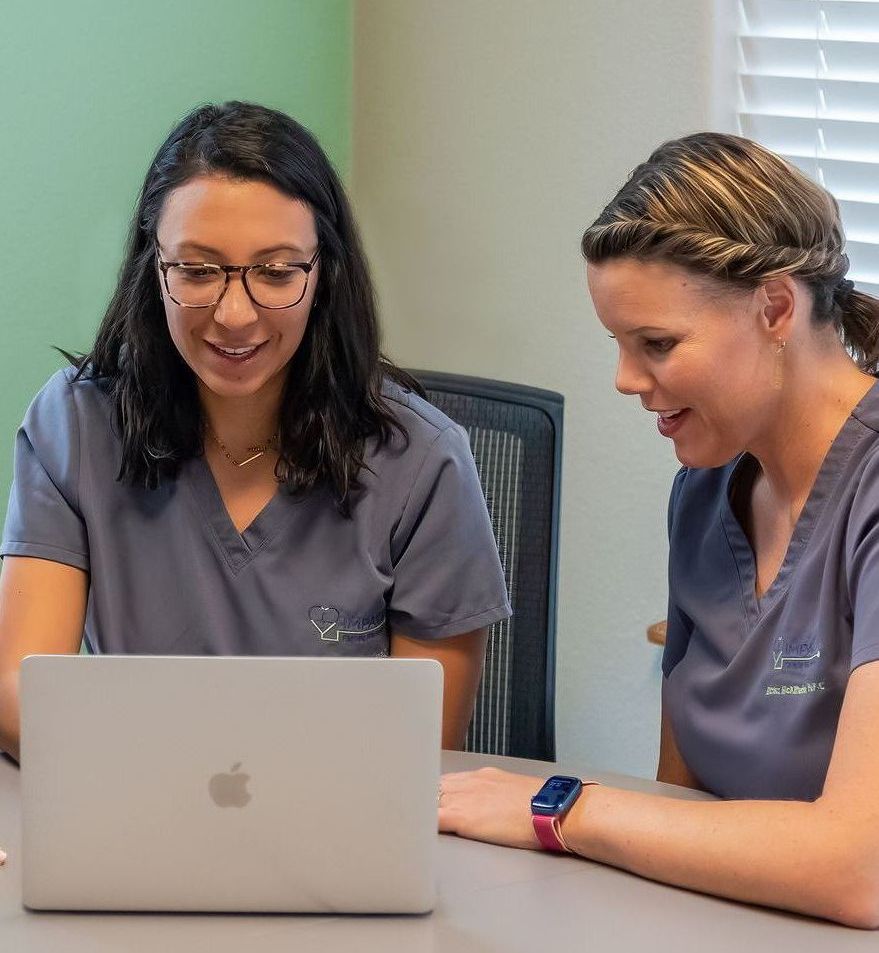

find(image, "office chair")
[408,370,563,761]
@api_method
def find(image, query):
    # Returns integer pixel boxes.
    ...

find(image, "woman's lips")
[656,408,690,438]
[205,340,267,364]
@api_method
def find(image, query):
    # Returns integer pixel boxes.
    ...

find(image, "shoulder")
[357,380,475,501]
[843,433,879,552]
[847,380,879,518]
[667,458,739,532]
[381,379,463,441]
[379,379,470,461]
[22,365,111,434]
[850,377,879,435]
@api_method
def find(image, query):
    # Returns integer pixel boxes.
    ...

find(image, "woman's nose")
[614,350,652,397]
[213,274,259,329]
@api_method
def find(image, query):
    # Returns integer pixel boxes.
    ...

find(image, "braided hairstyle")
[581,132,879,373]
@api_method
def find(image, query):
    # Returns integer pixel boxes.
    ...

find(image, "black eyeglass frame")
[155,247,320,310]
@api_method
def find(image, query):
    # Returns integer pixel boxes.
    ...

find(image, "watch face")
[530,775,583,815]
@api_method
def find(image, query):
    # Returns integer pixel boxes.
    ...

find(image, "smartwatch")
[530,775,584,852]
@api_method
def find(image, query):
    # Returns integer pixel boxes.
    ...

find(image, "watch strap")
[532,813,569,852]
[532,780,600,853]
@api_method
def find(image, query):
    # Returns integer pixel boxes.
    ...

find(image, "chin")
[673,442,741,470]
[197,371,271,401]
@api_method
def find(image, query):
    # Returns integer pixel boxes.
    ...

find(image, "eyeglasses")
[156,247,320,309]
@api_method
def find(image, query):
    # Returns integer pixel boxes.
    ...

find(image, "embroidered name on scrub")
[766,682,826,696]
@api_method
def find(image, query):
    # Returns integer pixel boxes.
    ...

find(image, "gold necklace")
[207,426,278,468]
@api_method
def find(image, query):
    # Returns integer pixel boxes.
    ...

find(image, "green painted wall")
[0,0,352,515]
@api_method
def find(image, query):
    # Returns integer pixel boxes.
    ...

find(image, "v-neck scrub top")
[2,369,511,657]
[663,380,879,801]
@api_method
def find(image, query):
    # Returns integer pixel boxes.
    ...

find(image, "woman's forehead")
[589,258,704,294]
[588,259,716,326]
[157,174,317,258]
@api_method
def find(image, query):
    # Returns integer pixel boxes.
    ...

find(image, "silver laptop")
[19,655,442,913]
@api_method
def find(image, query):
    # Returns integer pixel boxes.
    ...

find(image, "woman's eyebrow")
[173,242,310,258]
[627,325,670,335]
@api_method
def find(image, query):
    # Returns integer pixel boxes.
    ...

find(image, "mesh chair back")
[408,370,563,761]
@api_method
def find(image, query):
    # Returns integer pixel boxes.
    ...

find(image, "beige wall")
[353,0,714,776]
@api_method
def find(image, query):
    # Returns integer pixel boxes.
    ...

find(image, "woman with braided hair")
[439,132,879,927]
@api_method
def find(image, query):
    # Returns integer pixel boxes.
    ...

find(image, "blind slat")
[741,37,879,81]
[740,75,879,123]
[741,0,879,40]
[739,113,879,163]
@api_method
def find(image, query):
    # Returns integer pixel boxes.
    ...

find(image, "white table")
[1,750,874,950]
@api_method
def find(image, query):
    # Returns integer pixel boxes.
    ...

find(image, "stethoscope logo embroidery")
[766,637,825,696]
[772,636,821,671]
[309,605,340,641]
[309,606,387,643]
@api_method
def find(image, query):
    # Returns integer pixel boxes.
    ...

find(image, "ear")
[755,276,797,340]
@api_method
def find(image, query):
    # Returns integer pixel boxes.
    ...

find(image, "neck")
[199,380,283,450]
[747,348,874,510]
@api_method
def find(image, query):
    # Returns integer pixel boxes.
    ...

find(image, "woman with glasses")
[0,102,510,763]
[439,133,879,928]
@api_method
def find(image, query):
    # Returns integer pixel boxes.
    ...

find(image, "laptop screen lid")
[20,655,442,913]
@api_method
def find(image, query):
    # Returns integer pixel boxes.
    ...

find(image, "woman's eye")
[644,338,675,353]
[257,265,298,283]
[179,266,217,282]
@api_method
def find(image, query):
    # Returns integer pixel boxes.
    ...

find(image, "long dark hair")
[581,132,879,373]
[78,101,422,513]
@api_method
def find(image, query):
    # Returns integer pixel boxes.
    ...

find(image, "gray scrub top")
[663,379,879,801]
[2,368,511,656]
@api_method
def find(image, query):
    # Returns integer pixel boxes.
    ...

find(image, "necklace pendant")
[207,426,276,468]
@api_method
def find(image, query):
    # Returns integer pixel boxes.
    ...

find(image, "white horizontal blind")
[737,0,879,296]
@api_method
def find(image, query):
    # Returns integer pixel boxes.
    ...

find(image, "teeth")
[658,410,683,420]
[217,345,257,356]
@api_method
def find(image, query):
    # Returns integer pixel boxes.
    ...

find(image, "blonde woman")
[439,133,879,928]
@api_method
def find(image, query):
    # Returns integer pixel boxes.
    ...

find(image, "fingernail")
[0,850,6,865]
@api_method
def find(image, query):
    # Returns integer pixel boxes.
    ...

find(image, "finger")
[439,770,475,785]
[437,806,457,833]
[0,849,6,865]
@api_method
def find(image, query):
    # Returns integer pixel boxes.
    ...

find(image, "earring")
[772,339,786,390]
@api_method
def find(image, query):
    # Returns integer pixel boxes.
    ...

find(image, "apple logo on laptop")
[209,763,252,808]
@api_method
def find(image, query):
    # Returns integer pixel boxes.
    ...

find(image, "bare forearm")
[391,628,487,751]
[564,785,876,927]
[0,671,21,763]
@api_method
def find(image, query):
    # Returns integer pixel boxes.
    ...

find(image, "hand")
[438,767,544,849]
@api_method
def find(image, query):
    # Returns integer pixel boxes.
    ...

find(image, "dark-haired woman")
[439,133,879,928]
[0,102,510,763]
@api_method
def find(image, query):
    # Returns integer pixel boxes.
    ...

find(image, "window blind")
[737,0,879,297]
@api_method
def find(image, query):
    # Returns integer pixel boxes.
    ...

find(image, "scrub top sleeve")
[846,453,879,671]
[1,372,89,571]
[387,424,511,639]
[662,467,693,677]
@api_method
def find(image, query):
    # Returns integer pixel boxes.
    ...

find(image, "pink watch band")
[532,813,568,852]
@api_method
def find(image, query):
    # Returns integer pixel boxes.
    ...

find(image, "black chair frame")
[409,369,563,761]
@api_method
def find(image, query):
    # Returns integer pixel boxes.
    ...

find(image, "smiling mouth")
[206,341,266,360]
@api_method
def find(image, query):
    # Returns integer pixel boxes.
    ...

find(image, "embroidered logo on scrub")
[308,605,386,644]
[765,636,825,696]
[309,606,340,639]
[772,636,821,671]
